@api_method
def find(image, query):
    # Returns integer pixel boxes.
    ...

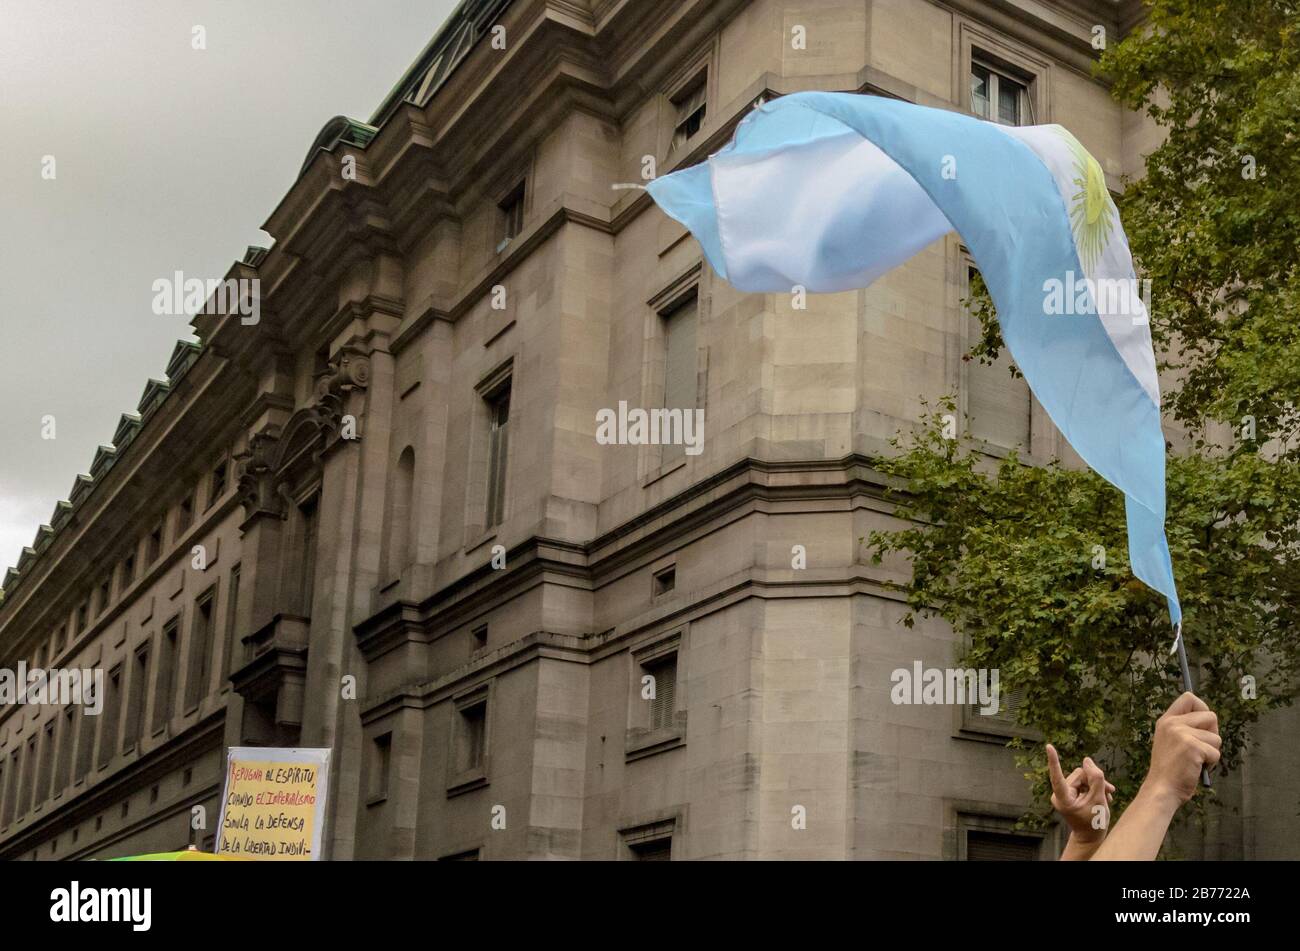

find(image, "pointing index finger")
[1046,743,1068,798]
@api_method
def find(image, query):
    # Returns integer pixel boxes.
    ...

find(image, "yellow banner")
[217,748,330,860]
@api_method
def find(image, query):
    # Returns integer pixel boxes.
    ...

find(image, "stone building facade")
[2,0,1297,860]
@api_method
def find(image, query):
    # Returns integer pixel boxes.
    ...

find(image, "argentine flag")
[647,92,1180,624]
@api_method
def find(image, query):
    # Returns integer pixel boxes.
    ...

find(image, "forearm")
[1060,831,1105,861]
[1089,785,1179,861]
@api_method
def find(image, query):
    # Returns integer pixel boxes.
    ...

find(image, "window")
[497,182,525,251]
[652,566,676,597]
[671,72,708,150]
[2,749,18,826]
[456,699,488,774]
[122,550,135,587]
[51,624,66,657]
[628,637,685,759]
[38,721,55,805]
[629,838,672,861]
[661,295,699,464]
[98,578,111,616]
[17,736,35,815]
[55,707,74,793]
[74,707,95,782]
[76,600,89,634]
[177,493,194,535]
[642,654,678,732]
[968,681,1027,731]
[98,666,122,768]
[622,819,675,861]
[970,59,1033,126]
[33,644,45,671]
[966,830,1041,860]
[209,459,228,508]
[222,565,241,684]
[148,523,163,563]
[369,732,392,802]
[470,624,488,654]
[956,812,1047,859]
[484,383,511,528]
[125,644,150,750]
[966,266,1030,450]
[296,497,319,617]
[153,618,179,734]
[185,590,216,710]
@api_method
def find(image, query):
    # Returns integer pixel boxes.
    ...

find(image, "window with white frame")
[970,58,1034,126]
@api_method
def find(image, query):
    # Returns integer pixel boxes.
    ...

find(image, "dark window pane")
[966,830,1040,860]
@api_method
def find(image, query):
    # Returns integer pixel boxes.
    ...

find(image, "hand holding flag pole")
[1171,622,1213,788]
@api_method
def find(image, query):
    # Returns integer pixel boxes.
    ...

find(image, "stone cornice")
[358,630,592,723]
[358,556,917,721]
[354,454,900,657]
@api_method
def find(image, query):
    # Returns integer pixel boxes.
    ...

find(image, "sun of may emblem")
[1054,127,1116,271]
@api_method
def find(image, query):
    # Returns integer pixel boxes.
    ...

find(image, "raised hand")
[1091,693,1222,860]
[1047,743,1115,859]
[1143,691,1221,807]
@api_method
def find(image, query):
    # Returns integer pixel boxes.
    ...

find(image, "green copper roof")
[369,0,513,127]
[299,116,380,176]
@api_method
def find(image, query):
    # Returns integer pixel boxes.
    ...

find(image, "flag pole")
[1172,621,1213,788]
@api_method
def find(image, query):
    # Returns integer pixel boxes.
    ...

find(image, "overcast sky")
[0,0,460,575]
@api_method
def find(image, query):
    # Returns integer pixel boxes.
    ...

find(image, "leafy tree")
[868,0,1300,835]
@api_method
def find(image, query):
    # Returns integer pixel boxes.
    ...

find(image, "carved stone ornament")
[235,428,285,519]
[310,346,370,450]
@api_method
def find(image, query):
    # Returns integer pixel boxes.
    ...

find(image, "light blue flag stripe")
[647,92,1181,624]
